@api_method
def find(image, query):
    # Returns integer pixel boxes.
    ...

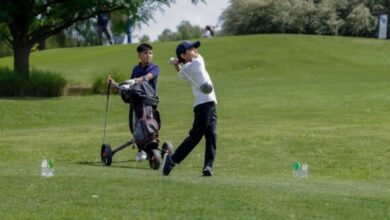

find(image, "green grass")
[1,34,390,219]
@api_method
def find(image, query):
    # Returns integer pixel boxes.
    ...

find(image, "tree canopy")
[0,0,203,79]
[158,21,203,42]
[220,0,389,38]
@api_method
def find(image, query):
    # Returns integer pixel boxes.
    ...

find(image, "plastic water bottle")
[293,161,301,177]
[301,163,308,178]
[41,159,54,177]
[47,159,54,176]
[41,159,48,176]
[293,161,308,178]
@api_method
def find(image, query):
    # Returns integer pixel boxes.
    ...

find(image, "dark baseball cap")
[176,41,201,62]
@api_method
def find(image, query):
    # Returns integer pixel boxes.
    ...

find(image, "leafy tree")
[270,0,316,34]
[0,42,12,57]
[0,24,12,57]
[177,21,203,39]
[220,0,276,35]
[312,0,348,35]
[41,20,99,49]
[157,21,202,42]
[64,19,100,47]
[0,0,203,80]
[346,3,378,36]
[158,29,181,41]
[220,0,389,38]
[221,0,317,35]
[139,34,151,43]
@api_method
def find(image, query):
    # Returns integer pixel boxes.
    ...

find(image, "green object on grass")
[293,161,301,170]
[48,160,54,169]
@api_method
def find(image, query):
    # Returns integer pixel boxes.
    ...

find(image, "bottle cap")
[293,161,301,170]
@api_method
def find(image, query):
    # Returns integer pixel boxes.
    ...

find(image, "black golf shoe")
[162,154,175,176]
[202,166,213,177]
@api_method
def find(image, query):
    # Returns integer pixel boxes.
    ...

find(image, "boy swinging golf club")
[163,41,217,176]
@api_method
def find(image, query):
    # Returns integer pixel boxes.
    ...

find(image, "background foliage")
[0,67,66,97]
[220,0,389,37]
[1,0,389,59]
[0,0,204,78]
[158,21,203,42]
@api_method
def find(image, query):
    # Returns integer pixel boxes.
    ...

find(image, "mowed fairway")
[1,35,390,219]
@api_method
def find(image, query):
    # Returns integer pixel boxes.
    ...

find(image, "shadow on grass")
[77,159,150,170]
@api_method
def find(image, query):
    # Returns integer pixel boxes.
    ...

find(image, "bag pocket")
[133,117,159,144]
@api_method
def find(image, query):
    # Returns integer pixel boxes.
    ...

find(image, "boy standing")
[163,41,217,176]
[109,43,160,161]
[97,6,113,45]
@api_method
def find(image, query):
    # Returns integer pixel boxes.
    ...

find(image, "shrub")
[0,67,24,96]
[219,0,382,38]
[92,71,128,94]
[0,67,67,97]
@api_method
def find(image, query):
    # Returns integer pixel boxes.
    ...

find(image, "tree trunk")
[13,43,31,80]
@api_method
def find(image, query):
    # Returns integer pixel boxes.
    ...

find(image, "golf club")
[181,68,213,94]
[102,82,110,144]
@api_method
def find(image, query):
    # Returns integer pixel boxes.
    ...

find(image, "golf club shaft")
[181,69,200,89]
[102,82,110,144]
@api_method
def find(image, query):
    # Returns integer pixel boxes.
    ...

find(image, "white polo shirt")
[179,55,217,107]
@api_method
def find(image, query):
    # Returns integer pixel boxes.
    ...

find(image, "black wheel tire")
[161,141,174,158]
[101,144,112,166]
[149,149,161,170]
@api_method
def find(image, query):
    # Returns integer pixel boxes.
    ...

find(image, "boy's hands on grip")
[169,57,179,65]
[169,57,181,72]
[123,79,136,86]
[116,79,136,90]
[107,74,118,90]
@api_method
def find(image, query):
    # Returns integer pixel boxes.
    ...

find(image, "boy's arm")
[107,74,119,90]
[174,63,181,72]
[133,73,153,82]
[169,57,181,72]
[132,65,159,82]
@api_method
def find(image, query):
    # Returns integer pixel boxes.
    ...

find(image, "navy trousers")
[172,101,217,169]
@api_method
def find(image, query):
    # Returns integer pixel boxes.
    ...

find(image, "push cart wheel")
[161,141,174,158]
[149,149,161,170]
[101,144,112,166]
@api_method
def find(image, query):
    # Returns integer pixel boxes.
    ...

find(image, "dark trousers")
[172,101,217,169]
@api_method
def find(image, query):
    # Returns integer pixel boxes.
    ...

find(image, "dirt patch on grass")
[65,84,92,96]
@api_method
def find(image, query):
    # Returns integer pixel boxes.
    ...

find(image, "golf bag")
[120,81,160,150]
